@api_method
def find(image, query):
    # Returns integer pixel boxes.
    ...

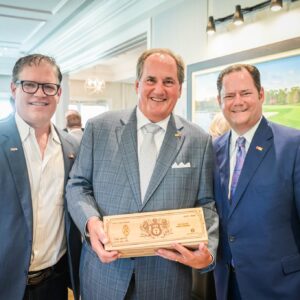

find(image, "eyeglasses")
[15,80,60,96]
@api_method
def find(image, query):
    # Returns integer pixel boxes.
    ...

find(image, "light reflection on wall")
[0,99,13,120]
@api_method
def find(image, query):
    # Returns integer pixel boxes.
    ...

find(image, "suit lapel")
[56,129,78,234]
[215,131,231,203]
[0,117,32,233]
[228,117,273,218]
[56,129,77,185]
[142,114,185,206]
[116,109,141,208]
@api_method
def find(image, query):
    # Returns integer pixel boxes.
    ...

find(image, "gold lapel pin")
[10,147,18,151]
[68,153,75,159]
[175,131,181,138]
[256,146,263,151]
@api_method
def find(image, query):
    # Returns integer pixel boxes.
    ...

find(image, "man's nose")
[233,93,243,103]
[153,82,165,94]
[34,85,46,97]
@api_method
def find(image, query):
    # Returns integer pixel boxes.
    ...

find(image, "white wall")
[150,0,300,120]
[151,0,205,66]
[152,0,300,64]
[0,75,11,95]
[69,80,137,111]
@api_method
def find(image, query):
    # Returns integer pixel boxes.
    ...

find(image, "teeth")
[30,102,48,106]
[233,109,246,112]
[151,97,166,102]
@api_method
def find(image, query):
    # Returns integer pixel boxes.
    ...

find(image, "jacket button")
[229,235,235,242]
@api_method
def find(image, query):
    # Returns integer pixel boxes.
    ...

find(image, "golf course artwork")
[191,53,300,131]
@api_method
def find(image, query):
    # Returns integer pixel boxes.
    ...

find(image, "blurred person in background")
[209,112,230,140]
[65,109,83,143]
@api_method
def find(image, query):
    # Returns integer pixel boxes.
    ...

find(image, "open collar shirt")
[15,113,66,271]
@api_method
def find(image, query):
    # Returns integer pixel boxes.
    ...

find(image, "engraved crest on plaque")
[140,218,171,238]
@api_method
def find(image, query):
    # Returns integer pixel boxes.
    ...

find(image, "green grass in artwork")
[263,105,300,129]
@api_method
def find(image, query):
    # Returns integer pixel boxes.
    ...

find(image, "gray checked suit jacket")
[67,107,218,300]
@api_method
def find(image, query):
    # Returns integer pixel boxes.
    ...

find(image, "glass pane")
[0,98,13,120]
[68,103,109,127]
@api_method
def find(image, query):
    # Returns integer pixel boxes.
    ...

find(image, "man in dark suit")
[66,48,219,299]
[0,54,81,300]
[213,64,300,300]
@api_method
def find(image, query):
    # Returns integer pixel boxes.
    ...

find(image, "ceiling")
[0,0,181,82]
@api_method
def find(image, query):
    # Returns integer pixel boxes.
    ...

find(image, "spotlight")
[270,0,283,11]
[206,16,216,35]
[233,5,244,26]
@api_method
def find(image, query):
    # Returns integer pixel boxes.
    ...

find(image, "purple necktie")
[230,137,246,199]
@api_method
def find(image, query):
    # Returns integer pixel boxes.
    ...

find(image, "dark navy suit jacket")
[0,115,81,300]
[213,117,300,300]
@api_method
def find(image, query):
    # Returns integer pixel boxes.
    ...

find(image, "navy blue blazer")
[213,117,300,300]
[0,115,81,300]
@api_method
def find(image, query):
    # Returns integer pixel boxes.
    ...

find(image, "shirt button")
[229,235,235,242]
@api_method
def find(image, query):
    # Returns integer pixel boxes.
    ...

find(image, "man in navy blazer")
[213,64,300,300]
[0,54,81,300]
[67,48,219,299]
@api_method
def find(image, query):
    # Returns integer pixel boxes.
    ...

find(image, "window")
[69,102,109,127]
[0,94,14,120]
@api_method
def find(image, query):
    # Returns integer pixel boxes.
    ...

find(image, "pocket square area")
[172,162,191,168]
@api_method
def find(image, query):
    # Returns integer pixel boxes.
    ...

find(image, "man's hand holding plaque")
[156,241,213,269]
[86,216,119,263]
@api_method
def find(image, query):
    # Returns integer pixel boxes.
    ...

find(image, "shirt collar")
[15,112,61,145]
[230,116,262,148]
[136,106,170,132]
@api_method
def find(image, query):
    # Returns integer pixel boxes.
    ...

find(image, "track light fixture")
[205,0,295,35]
[270,0,283,11]
[233,5,244,25]
[206,16,216,35]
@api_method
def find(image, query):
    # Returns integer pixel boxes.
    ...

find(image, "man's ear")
[178,84,182,97]
[135,80,139,94]
[11,82,17,98]
[259,87,265,104]
[217,95,222,107]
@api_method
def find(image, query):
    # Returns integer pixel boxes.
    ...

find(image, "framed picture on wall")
[186,37,300,132]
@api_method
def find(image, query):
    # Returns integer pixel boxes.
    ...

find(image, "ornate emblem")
[140,218,171,238]
[122,224,130,237]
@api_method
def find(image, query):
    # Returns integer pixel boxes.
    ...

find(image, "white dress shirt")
[136,106,170,162]
[228,117,262,198]
[15,113,66,271]
[68,127,83,143]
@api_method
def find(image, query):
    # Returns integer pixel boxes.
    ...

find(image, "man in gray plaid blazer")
[67,48,219,300]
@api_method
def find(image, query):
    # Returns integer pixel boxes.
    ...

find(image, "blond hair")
[209,112,230,138]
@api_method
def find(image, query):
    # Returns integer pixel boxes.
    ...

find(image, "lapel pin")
[256,146,263,151]
[68,153,75,159]
[10,147,18,151]
[175,131,181,138]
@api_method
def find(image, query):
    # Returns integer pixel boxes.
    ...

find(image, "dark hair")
[217,64,261,95]
[12,54,62,83]
[136,48,185,84]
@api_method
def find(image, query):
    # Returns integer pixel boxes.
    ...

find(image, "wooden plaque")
[103,207,207,258]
